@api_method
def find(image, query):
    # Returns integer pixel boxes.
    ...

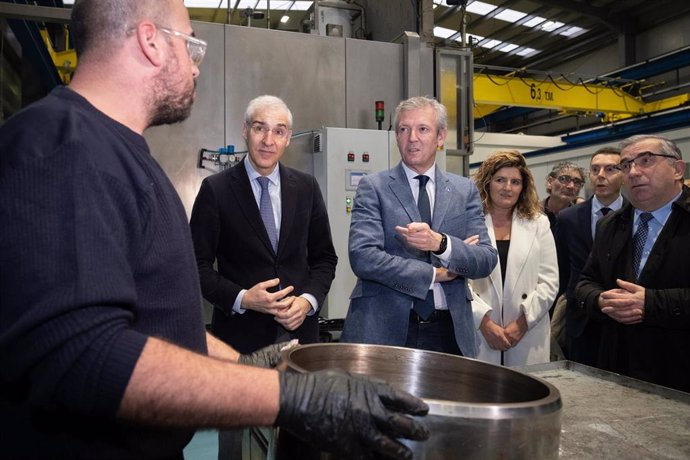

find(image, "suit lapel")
[579,199,594,247]
[432,166,452,229]
[610,205,634,281]
[505,213,536,297]
[228,162,275,256]
[389,163,418,223]
[278,166,297,257]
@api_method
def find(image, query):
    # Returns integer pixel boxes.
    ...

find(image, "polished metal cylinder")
[280,343,562,459]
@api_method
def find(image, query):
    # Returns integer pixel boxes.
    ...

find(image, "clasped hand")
[242,278,311,330]
[598,278,645,324]
[480,314,528,351]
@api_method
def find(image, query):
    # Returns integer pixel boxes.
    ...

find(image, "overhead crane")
[472,67,690,124]
[39,25,76,84]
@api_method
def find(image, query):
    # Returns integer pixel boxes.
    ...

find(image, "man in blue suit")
[556,147,624,365]
[341,96,497,356]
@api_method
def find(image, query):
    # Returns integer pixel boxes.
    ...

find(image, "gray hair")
[71,0,171,58]
[548,161,586,180]
[244,95,293,129]
[393,96,448,132]
[618,134,683,160]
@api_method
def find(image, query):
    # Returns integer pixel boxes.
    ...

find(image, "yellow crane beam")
[472,73,690,121]
[474,73,643,115]
[39,27,76,84]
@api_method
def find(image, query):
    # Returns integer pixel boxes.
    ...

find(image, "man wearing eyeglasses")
[0,2,429,459]
[555,147,624,366]
[576,134,690,392]
[189,94,338,458]
[541,161,587,235]
[341,96,497,356]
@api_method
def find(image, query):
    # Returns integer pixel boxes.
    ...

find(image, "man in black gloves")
[0,1,429,459]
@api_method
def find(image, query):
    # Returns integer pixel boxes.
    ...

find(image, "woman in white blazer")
[469,150,559,366]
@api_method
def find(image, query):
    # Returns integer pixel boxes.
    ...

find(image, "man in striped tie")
[576,134,690,393]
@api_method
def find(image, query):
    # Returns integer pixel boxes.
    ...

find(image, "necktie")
[416,175,432,226]
[600,207,611,216]
[413,175,434,320]
[257,176,278,253]
[632,212,653,278]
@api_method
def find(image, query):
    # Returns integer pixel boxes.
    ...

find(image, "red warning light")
[375,101,385,123]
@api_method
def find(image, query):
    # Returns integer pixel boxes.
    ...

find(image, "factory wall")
[145,21,436,219]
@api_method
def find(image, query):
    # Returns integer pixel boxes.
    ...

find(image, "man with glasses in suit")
[556,147,624,365]
[576,134,690,392]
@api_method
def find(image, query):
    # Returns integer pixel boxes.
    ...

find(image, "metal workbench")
[519,361,690,459]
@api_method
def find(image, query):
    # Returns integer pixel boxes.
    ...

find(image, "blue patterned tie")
[413,175,434,320]
[632,212,653,279]
[258,176,278,253]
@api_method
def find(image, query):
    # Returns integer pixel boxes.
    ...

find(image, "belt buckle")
[418,316,432,324]
[418,311,435,324]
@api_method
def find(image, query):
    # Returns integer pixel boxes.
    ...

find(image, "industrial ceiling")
[5,0,690,136]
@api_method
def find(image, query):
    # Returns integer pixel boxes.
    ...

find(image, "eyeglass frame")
[554,174,585,188]
[155,25,207,67]
[589,164,620,175]
[246,121,292,140]
[616,151,680,173]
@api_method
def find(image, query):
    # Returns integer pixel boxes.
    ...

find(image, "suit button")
[521,293,527,299]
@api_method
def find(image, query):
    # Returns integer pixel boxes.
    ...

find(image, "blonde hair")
[473,149,541,220]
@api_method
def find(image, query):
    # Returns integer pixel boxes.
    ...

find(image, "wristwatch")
[433,233,448,255]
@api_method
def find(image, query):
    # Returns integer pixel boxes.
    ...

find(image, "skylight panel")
[494,8,526,22]
[523,16,546,28]
[516,47,538,57]
[497,43,519,53]
[466,1,497,16]
[237,0,259,8]
[559,26,586,37]
[541,21,565,32]
[434,27,457,39]
[289,1,313,11]
[256,1,295,9]
[480,39,503,49]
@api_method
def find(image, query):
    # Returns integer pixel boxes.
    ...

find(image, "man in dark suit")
[190,95,338,457]
[191,95,337,353]
[576,134,690,392]
[556,147,624,365]
[341,96,497,356]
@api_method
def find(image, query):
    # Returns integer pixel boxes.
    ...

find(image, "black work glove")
[238,340,298,368]
[276,369,430,460]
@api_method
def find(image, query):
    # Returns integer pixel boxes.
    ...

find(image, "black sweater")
[0,87,207,459]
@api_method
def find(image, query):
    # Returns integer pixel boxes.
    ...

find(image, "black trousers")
[405,310,462,356]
